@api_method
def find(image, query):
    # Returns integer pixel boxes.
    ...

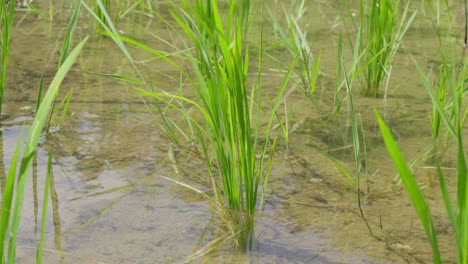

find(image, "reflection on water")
[0,131,5,194]
[49,161,64,262]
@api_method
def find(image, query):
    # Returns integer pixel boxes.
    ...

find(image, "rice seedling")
[0,38,87,263]
[341,58,374,236]
[377,56,468,263]
[88,0,297,245]
[156,0,278,220]
[46,0,80,134]
[419,0,463,165]
[267,0,321,97]
[418,59,468,263]
[0,0,15,116]
[377,111,442,263]
[323,33,374,235]
[340,0,415,97]
[427,59,461,162]
[308,31,379,240]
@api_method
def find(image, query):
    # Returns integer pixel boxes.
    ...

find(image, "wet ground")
[1,0,465,263]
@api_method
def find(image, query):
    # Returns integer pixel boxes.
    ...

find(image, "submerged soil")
[1,0,465,263]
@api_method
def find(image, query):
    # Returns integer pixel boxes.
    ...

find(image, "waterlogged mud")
[1,0,465,263]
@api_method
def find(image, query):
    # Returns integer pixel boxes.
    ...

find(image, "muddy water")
[1,0,464,263]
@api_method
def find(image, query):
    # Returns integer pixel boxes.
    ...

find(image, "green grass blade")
[59,0,81,66]
[456,133,468,263]
[435,160,457,239]
[376,110,441,263]
[310,54,321,95]
[0,0,15,115]
[35,76,44,114]
[7,37,88,263]
[0,129,23,262]
[58,89,74,127]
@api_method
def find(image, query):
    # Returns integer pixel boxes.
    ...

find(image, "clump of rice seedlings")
[341,0,415,97]
[0,38,87,263]
[422,2,464,162]
[377,58,468,263]
[155,0,284,223]
[0,0,15,116]
[92,0,295,245]
[267,0,321,97]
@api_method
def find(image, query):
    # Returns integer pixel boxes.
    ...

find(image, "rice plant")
[420,0,462,165]
[340,53,373,236]
[377,57,468,263]
[46,0,81,134]
[341,0,415,97]
[377,111,442,263]
[267,0,321,97]
[90,0,297,243]
[151,0,282,220]
[428,58,462,162]
[0,0,15,116]
[0,38,87,264]
[312,33,373,236]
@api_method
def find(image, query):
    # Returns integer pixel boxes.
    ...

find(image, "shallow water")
[1,0,465,263]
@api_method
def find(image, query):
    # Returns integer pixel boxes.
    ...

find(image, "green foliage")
[377,58,468,263]
[59,0,81,67]
[376,111,441,263]
[46,0,81,134]
[163,0,299,220]
[91,0,297,228]
[342,0,415,97]
[92,0,149,29]
[0,0,15,115]
[414,57,468,264]
[161,0,281,218]
[268,0,321,97]
[0,38,87,264]
[174,0,258,214]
